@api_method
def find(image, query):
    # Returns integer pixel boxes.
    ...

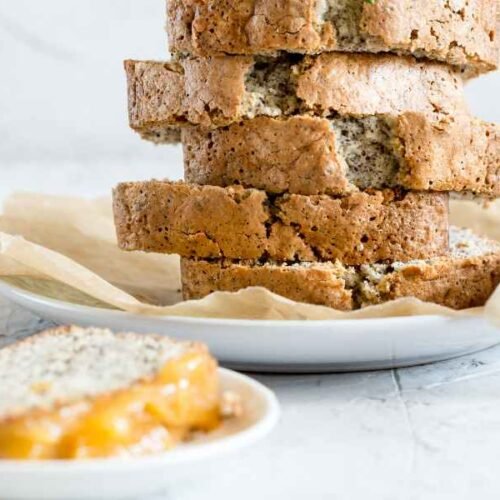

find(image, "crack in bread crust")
[113,181,450,265]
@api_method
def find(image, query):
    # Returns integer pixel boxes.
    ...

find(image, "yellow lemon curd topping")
[0,350,220,459]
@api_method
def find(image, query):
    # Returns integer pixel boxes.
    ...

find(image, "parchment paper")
[0,193,498,324]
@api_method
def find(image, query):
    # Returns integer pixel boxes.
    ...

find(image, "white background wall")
[0,0,499,200]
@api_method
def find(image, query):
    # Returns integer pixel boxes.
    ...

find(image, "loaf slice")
[181,228,500,311]
[0,327,221,459]
[125,53,467,141]
[167,0,498,74]
[183,114,500,197]
[113,180,449,265]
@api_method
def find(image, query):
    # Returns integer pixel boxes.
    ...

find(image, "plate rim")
[0,367,280,472]
[0,279,477,327]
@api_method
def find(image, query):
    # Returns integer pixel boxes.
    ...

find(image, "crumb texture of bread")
[183,114,500,197]
[166,0,498,73]
[0,326,192,419]
[125,53,468,136]
[113,180,450,265]
[181,228,500,310]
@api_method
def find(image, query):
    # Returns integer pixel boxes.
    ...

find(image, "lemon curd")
[0,351,220,459]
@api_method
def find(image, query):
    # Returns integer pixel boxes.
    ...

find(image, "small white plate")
[0,368,279,500]
[0,280,499,372]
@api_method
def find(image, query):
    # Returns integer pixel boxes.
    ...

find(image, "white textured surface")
[1,1,500,498]
[0,0,183,203]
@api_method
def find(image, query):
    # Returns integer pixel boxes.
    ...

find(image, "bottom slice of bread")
[181,228,500,311]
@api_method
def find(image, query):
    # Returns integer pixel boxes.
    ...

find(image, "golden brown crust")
[180,250,500,310]
[167,0,335,56]
[124,58,252,131]
[125,60,186,135]
[182,114,500,197]
[295,53,465,116]
[395,114,499,195]
[181,259,355,310]
[358,0,498,74]
[183,116,350,195]
[166,0,498,73]
[373,253,500,310]
[113,180,450,265]
[125,53,467,137]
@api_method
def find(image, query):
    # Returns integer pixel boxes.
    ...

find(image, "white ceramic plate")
[1,280,499,372]
[0,367,279,500]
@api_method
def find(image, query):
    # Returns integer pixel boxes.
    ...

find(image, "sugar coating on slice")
[0,327,190,418]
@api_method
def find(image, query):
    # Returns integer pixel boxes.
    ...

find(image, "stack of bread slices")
[113,0,500,310]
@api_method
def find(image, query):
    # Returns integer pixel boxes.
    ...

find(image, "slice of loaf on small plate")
[0,326,279,499]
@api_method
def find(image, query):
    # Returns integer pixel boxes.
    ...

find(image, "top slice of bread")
[0,327,200,421]
[125,52,468,140]
[166,0,499,75]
